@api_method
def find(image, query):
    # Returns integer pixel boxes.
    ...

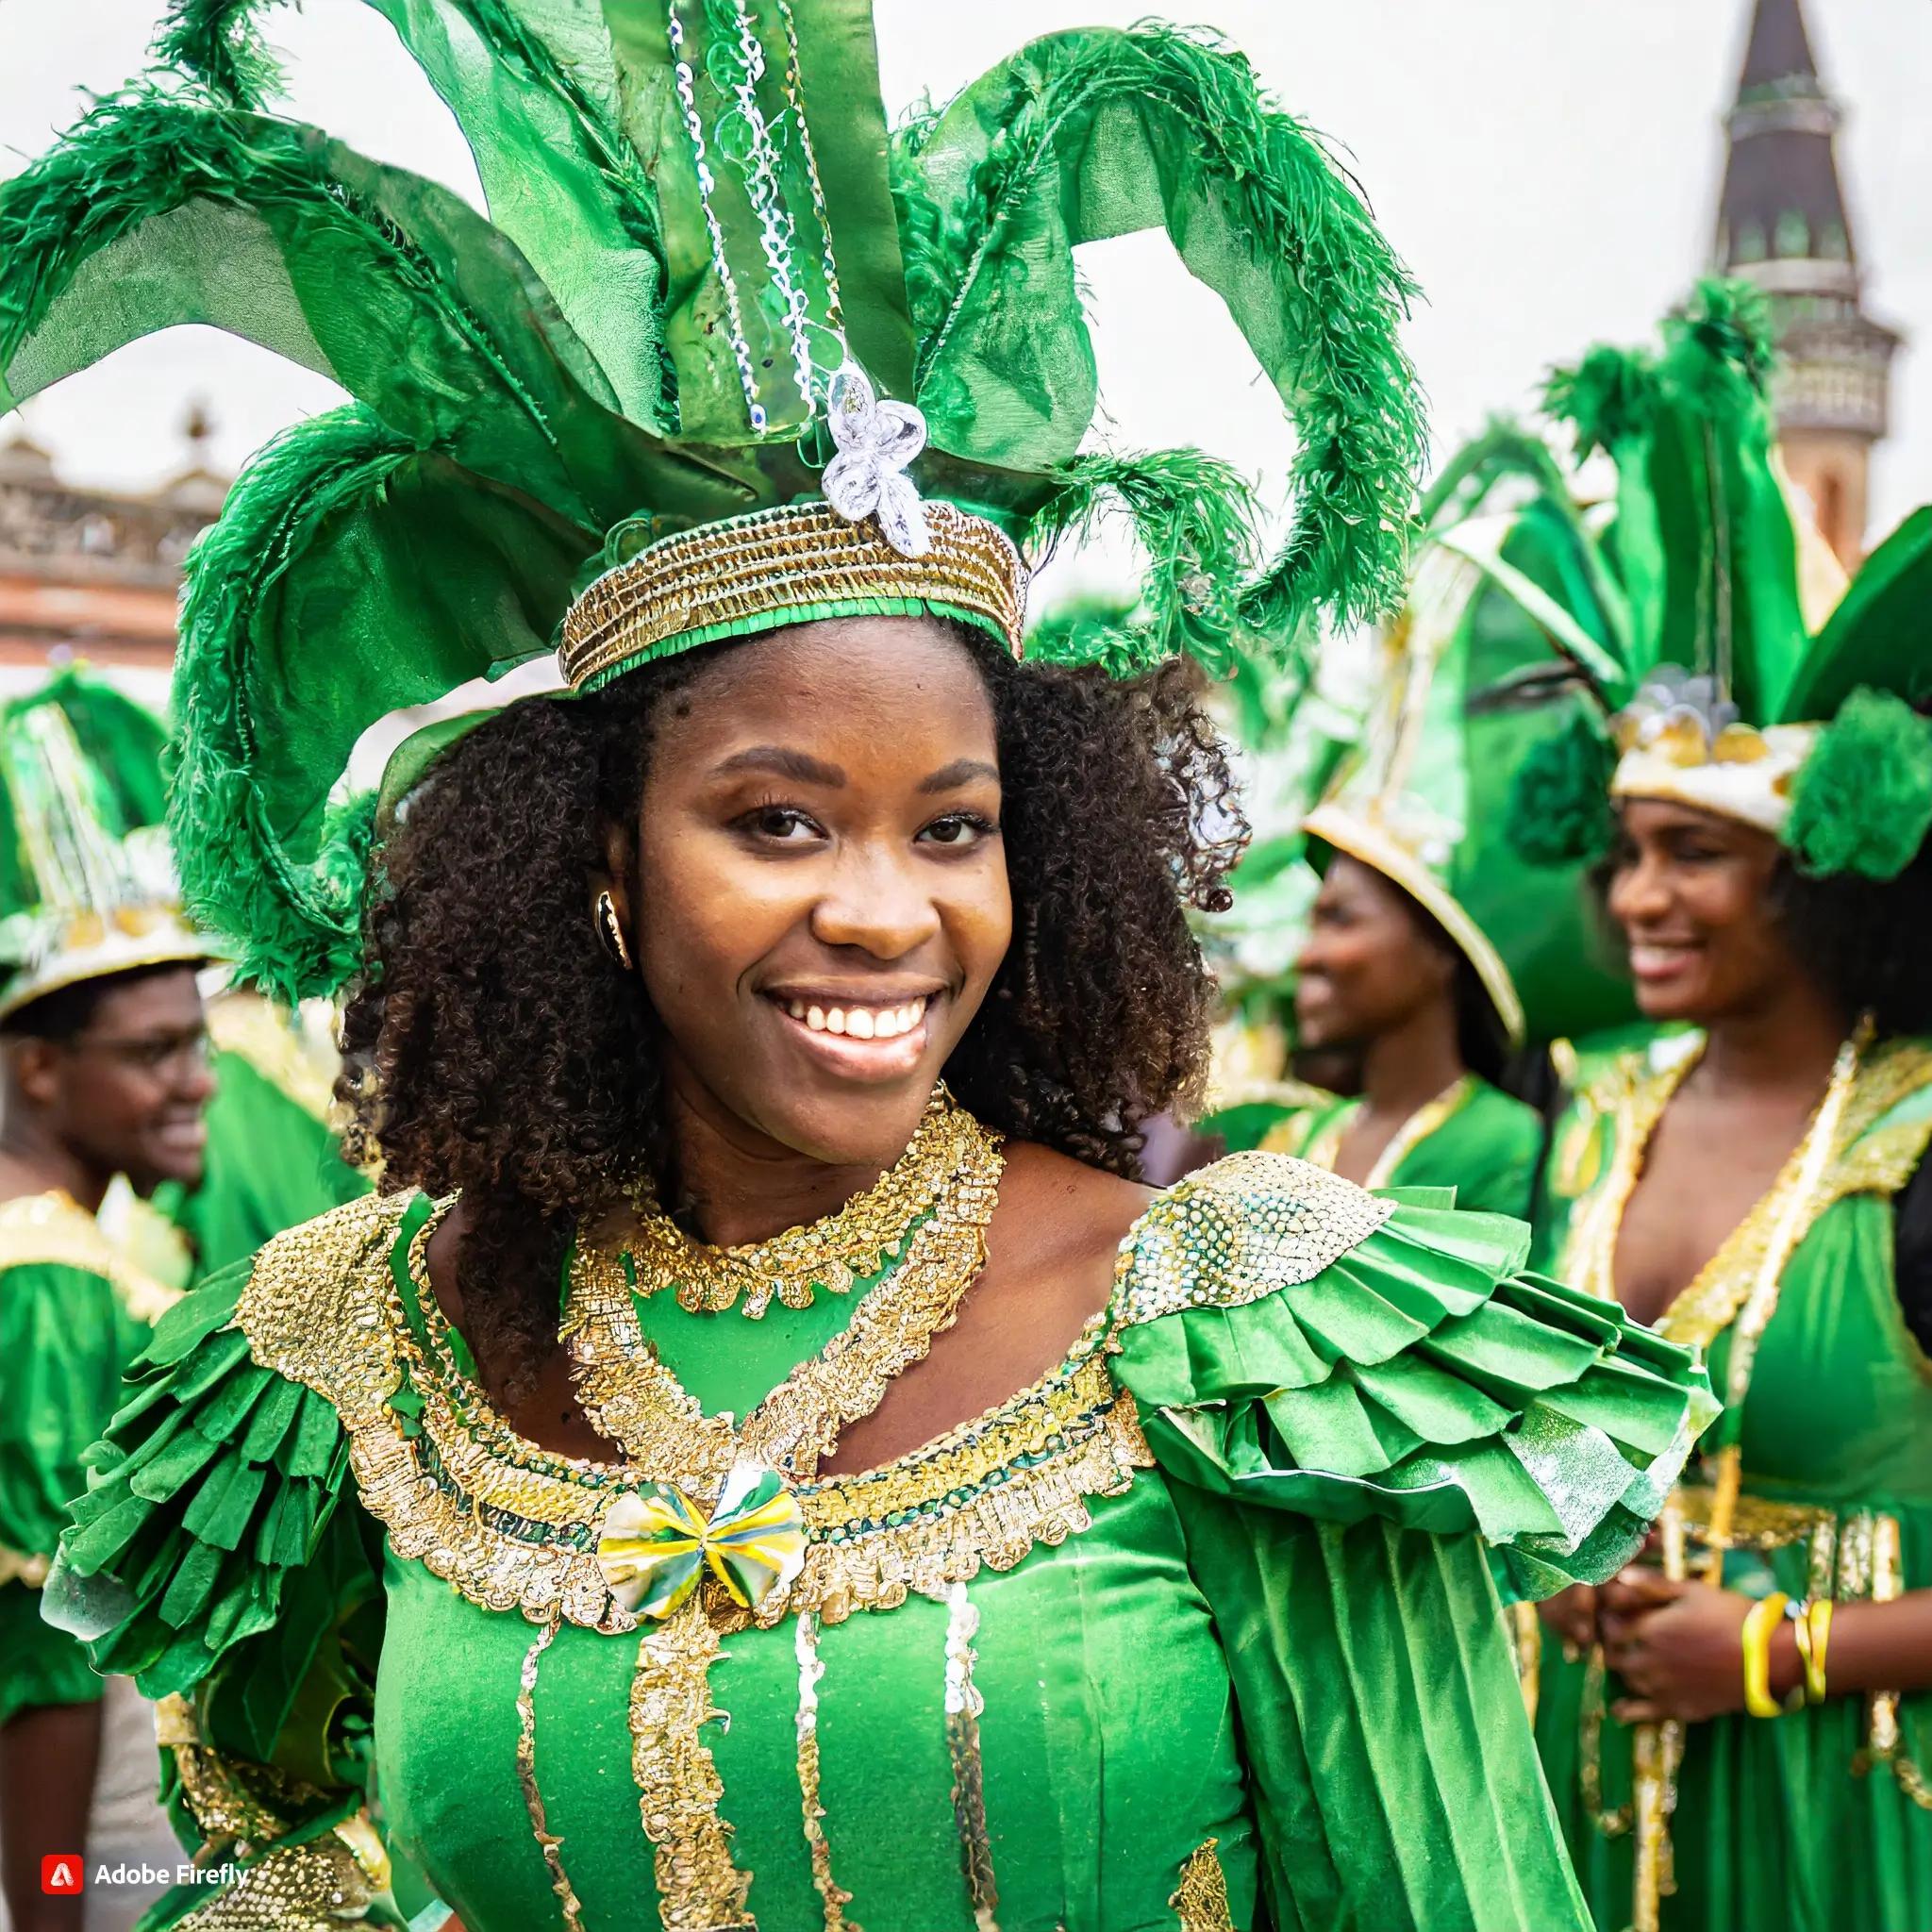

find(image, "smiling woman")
[15,6,1718,1930]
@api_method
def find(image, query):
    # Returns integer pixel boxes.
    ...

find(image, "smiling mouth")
[777,994,929,1041]
[762,991,939,1081]
[1627,941,1702,980]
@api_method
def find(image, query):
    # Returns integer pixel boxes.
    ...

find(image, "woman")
[1269,851,1540,1212]
[1212,538,1545,1218]
[24,9,1707,1928]
[1532,717,1932,1932]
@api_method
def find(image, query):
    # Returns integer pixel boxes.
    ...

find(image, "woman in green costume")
[1210,542,1545,1219]
[1498,292,1932,1932]
[19,8,1712,1928]
[0,673,211,1928]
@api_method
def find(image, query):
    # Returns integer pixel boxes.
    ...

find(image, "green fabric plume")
[1787,688,1932,882]
[1505,714,1619,869]
[6,4,1428,1000]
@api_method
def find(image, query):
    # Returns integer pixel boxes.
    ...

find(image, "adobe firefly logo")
[41,1854,84,1894]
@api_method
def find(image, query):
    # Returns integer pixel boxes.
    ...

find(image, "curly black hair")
[339,623,1247,1400]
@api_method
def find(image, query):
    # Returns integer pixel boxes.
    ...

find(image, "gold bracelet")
[1792,1598,1833,1705]
[1740,1591,1791,1718]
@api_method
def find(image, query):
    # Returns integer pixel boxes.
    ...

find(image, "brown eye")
[917,813,995,848]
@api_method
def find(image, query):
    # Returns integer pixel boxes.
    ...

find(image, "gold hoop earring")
[594,890,635,972]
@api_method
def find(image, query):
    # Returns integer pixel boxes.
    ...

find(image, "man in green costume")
[0,673,211,1932]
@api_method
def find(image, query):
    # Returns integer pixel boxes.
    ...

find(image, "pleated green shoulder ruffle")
[45,1204,389,1708]
[1109,1151,1718,1595]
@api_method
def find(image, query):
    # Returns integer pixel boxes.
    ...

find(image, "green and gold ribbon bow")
[595,1462,806,1620]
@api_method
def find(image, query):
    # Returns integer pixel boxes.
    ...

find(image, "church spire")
[1712,0,1899,566]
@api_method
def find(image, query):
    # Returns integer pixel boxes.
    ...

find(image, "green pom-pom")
[1507,715,1618,867]
[1787,688,1932,880]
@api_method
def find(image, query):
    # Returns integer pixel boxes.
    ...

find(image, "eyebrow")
[917,758,1000,794]
[710,746,847,786]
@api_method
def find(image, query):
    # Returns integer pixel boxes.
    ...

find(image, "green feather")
[1545,344,1657,461]
[153,0,287,108]
[1786,688,1932,881]
[1505,713,1619,868]
[903,25,1425,641]
[168,411,419,1004]
[1025,449,1266,676]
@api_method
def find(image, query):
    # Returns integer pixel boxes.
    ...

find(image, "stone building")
[1712,0,1901,566]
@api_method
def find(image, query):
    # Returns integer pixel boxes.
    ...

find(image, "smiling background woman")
[18,8,1712,1930]
[1506,292,1932,1930]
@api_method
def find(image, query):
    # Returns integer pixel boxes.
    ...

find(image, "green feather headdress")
[0,0,1427,1002]
[1469,280,1932,885]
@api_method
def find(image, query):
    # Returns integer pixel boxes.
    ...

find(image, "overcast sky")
[5,0,1928,575]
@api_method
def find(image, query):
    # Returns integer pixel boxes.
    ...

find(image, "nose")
[809,841,942,959]
[1607,849,1671,931]
[173,1051,218,1107]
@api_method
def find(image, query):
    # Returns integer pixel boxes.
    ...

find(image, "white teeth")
[787,996,929,1041]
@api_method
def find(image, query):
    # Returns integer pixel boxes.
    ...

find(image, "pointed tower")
[1713,0,1899,566]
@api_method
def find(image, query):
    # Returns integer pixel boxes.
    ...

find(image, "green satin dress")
[0,1191,179,1726]
[1208,1074,1543,1221]
[51,1150,1712,1932]
[152,993,370,1286]
[1530,1032,1932,1932]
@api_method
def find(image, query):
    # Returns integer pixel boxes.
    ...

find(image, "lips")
[762,990,940,1083]
[1627,940,1702,984]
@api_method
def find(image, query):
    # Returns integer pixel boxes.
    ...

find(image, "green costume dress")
[50,1150,1714,1931]
[1530,1031,1932,1932]
[0,1191,179,1727]
[1214,1075,1542,1222]
[161,994,370,1284]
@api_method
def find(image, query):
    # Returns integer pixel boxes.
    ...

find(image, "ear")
[8,1036,64,1110]
[591,817,638,938]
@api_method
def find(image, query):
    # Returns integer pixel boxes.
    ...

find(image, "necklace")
[568,1100,1005,1491]
[629,1085,966,1316]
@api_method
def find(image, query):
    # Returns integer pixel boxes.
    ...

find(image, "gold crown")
[559,501,1027,691]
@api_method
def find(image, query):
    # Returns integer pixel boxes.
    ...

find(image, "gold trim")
[0,1188,181,1324]
[566,1112,1004,1487]
[941,1583,999,1932]
[242,1189,1147,1631]
[0,925,208,1023]
[628,1596,756,1932]
[1287,1077,1478,1189]
[173,1829,386,1929]
[794,1612,858,1930]
[516,1618,587,1932]
[560,501,1026,691]
[1170,1840,1235,1932]
[1302,804,1525,1045]
[628,1086,970,1316]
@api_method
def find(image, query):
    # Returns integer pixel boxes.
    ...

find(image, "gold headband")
[559,500,1027,691]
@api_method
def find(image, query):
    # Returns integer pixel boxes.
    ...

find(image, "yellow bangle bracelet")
[1800,1598,1833,1704]
[1740,1591,1791,1718]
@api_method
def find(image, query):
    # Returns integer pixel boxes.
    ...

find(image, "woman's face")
[1605,798,1791,1022]
[625,616,1011,1169]
[1293,855,1453,1051]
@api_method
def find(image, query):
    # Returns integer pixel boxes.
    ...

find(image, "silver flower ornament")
[821,361,932,558]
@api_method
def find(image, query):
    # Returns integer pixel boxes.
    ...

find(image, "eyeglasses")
[66,1028,212,1075]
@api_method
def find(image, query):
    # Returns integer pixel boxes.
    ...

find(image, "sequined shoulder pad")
[1111,1150,1396,1328]
[238,1189,418,1413]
